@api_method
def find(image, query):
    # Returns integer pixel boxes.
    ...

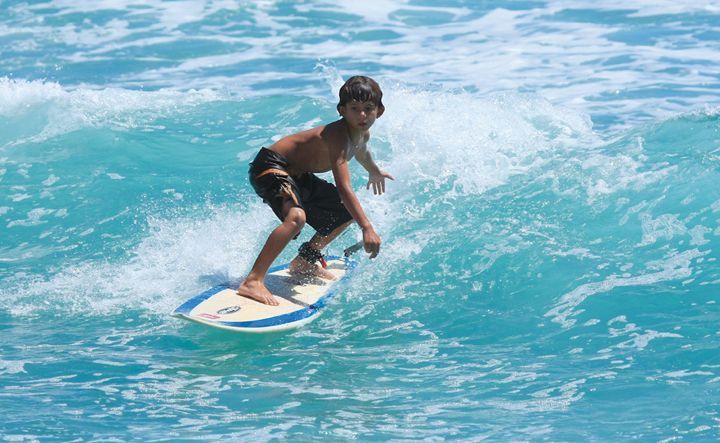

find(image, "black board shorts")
[248,148,353,236]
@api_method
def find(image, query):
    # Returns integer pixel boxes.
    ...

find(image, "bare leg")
[237,201,306,305]
[289,220,353,279]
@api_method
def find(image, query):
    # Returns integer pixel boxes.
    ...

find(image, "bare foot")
[289,257,337,280]
[236,279,279,306]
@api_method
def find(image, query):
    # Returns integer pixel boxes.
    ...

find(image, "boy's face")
[339,100,383,131]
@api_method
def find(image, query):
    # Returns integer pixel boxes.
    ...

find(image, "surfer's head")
[337,76,384,117]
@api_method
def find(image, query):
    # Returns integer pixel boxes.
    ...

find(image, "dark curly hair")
[337,76,384,112]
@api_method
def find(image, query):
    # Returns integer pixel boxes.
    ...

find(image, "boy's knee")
[284,207,306,231]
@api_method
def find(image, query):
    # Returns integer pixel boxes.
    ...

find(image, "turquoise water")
[2,1,720,440]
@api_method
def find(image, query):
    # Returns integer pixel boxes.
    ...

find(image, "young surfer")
[237,76,394,306]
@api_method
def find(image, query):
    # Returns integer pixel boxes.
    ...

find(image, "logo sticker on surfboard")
[217,306,242,315]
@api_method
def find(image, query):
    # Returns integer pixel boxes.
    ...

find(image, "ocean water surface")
[2,0,720,440]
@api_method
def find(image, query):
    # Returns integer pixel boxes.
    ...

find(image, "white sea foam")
[0,359,27,375]
[0,202,275,317]
[546,248,707,328]
[0,78,225,147]
[4,1,718,127]
[639,213,689,246]
[489,378,587,412]
[551,0,720,16]
[580,153,676,203]
[374,85,595,196]
[0,78,66,116]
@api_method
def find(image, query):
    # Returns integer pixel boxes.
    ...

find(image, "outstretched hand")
[367,170,395,195]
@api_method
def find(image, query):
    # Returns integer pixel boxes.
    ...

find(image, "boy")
[237,75,394,306]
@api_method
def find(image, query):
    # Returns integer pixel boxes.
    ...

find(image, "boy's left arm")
[355,148,394,195]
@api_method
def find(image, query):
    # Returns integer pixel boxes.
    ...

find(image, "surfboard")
[173,256,356,333]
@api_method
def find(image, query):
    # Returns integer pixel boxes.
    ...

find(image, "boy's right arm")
[330,149,381,258]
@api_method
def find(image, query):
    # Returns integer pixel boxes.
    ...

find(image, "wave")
[0,77,226,148]
[1,82,718,337]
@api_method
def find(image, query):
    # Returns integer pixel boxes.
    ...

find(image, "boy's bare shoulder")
[321,119,345,138]
[320,119,349,151]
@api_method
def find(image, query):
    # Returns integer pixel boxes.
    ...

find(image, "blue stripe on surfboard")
[173,256,356,329]
[212,304,318,328]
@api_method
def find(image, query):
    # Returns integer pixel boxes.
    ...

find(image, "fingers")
[363,242,380,258]
[367,246,379,258]
[367,179,384,195]
[366,170,396,196]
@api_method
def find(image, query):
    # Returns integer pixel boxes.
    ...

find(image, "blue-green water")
[2,1,720,441]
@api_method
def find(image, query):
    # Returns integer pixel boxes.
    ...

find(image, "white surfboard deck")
[173,256,355,333]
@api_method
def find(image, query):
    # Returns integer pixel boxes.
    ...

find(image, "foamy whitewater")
[2,1,720,441]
